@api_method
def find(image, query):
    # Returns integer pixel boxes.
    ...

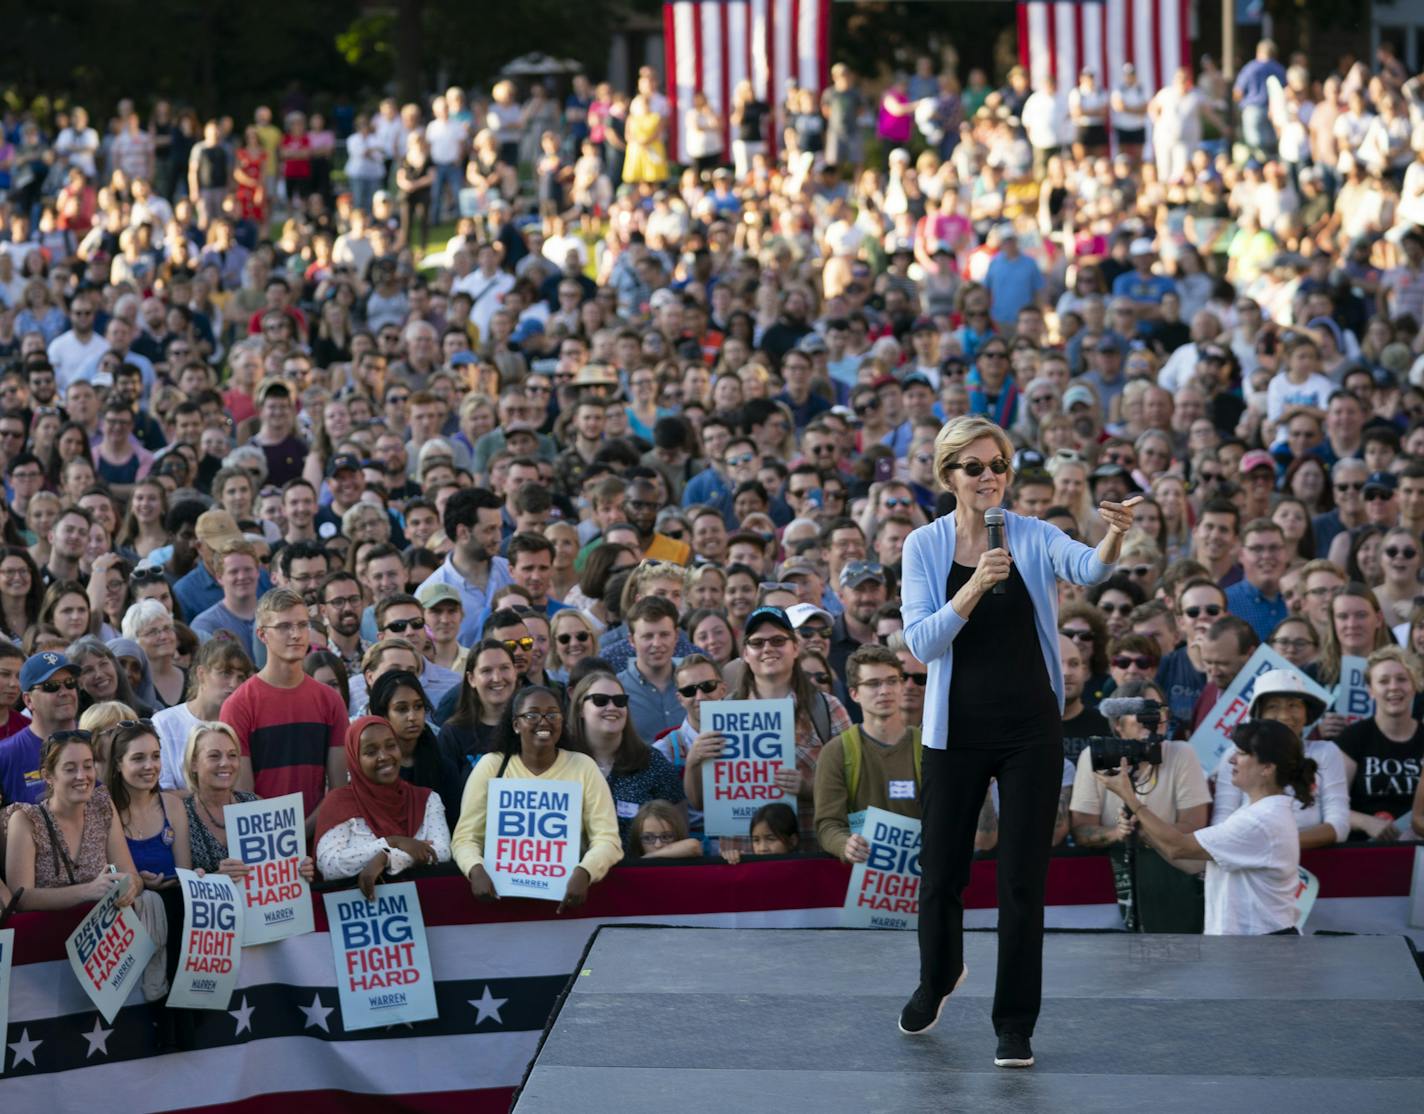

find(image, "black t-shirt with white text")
[1336,718,1424,820]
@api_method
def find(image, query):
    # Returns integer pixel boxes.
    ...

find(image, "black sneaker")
[897,965,967,1035]
[994,1033,1034,1068]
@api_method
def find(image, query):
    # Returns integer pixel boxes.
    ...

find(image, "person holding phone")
[898,415,1134,1070]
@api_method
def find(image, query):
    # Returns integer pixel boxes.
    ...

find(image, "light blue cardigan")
[902,510,1114,751]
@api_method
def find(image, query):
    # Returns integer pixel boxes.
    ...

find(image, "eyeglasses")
[904,673,928,687]
[677,680,721,698]
[503,637,535,653]
[557,631,591,645]
[585,692,629,708]
[798,624,830,638]
[854,399,881,415]
[639,831,679,846]
[1270,636,1316,652]
[856,676,902,690]
[1243,544,1284,556]
[1364,489,1395,502]
[725,453,755,467]
[383,617,424,634]
[131,566,167,585]
[883,497,912,509]
[1112,655,1156,671]
[1303,585,1342,598]
[116,718,156,731]
[1125,564,1155,579]
[263,620,311,638]
[34,677,79,693]
[323,593,362,609]
[979,350,1008,360]
[1182,604,1223,619]
[44,729,93,754]
[516,710,563,726]
[1334,482,1364,493]
[806,671,831,686]
[1061,628,1095,642]
[662,528,685,540]
[1385,546,1419,560]
[945,456,1009,477]
[759,581,798,593]
[745,634,792,651]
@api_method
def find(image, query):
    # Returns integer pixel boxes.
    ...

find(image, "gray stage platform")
[515,927,1424,1114]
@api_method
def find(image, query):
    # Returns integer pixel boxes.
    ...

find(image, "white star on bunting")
[229,995,256,1036]
[469,985,507,1025]
[8,1028,42,1068]
[299,993,334,1032]
[81,1016,114,1058]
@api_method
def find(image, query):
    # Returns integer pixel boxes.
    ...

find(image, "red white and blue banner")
[3,848,1419,1110]
[1018,0,1191,96]
[664,0,832,164]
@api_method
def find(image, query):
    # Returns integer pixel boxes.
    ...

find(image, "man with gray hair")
[1313,457,1369,556]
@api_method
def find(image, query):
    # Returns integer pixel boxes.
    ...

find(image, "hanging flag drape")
[663,0,832,164]
[1017,0,1191,95]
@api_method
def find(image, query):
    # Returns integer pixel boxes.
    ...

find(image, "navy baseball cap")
[744,606,794,637]
[21,651,76,691]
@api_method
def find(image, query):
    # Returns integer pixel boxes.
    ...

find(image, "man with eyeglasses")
[815,645,921,865]
[1312,458,1369,556]
[850,384,893,447]
[966,341,1017,428]
[655,653,726,848]
[1157,577,1229,739]
[226,588,350,832]
[369,592,460,710]
[1225,519,1290,639]
[5,452,45,527]
[0,652,81,805]
[622,476,691,565]
[47,293,107,391]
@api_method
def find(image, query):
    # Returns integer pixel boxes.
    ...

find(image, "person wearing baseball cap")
[416,580,468,673]
[173,508,274,620]
[1209,668,1347,848]
[1110,237,1175,316]
[0,652,81,805]
[1238,449,1278,521]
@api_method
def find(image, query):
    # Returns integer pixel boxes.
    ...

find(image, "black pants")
[918,740,1062,1037]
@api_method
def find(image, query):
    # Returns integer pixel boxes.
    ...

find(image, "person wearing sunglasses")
[453,684,623,914]
[1106,634,1162,694]
[655,652,728,850]
[1157,578,1230,738]
[366,592,461,713]
[1223,519,1290,641]
[0,651,83,806]
[567,669,686,849]
[896,415,1136,1063]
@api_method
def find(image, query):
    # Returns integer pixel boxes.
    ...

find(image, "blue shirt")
[682,466,731,510]
[0,725,44,805]
[190,601,256,658]
[982,253,1044,326]
[1234,58,1287,108]
[901,510,1112,750]
[1156,645,1206,740]
[420,554,514,644]
[617,662,684,745]
[175,562,271,623]
[1224,579,1288,641]
[1111,271,1177,306]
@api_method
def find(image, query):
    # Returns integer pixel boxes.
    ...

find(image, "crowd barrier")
[2,845,1417,1111]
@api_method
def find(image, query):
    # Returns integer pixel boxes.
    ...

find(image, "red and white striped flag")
[664,0,831,164]
[1017,0,1191,95]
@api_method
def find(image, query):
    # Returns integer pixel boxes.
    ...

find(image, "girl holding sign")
[4,731,142,911]
[898,415,1135,1071]
[315,717,451,900]
[451,685,622,914]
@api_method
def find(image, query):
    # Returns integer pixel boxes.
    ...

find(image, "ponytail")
[1230,719,1317,807]
[1284,756,1319,809]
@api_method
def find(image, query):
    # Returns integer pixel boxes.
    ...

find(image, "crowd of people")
[0,35,1423,968]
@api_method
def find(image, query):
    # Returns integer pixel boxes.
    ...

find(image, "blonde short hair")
[79,701,137,736]
[183,720,242,791]
[932,416,1014,492]
[1365,644,1424,690]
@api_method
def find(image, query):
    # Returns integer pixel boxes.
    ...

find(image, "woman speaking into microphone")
[897,415,1136,1069]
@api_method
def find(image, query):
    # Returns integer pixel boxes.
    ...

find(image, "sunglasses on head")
[557,631,591,645]
[131,566,167,585]
[586,692,629,708]
[677,679,721,698]
[805,671,831,686]
[1112,655,1156,671]
[946,456,1009,477]
[1182,603,1223,619]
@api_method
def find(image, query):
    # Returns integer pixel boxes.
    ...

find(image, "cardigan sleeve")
[1038,514,1114,585]
[901,521,968,664]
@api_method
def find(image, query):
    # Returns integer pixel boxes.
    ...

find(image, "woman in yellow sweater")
[451,685,622,913]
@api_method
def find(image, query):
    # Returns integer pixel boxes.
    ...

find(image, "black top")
[1336,718,1424,821]
[945,561,1059,748]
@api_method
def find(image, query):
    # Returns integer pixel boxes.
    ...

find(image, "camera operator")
[1097,719,1317,935]
[1069,679,1211,931]
[1211,668,1350,849]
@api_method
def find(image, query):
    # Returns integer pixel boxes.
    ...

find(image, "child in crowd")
[719,802,800,865]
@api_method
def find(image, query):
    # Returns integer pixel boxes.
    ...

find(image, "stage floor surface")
[514,926,1424,1114]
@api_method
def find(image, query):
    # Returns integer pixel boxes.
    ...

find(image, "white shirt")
[1211,740,1350,845]
[345,131,386,179]
[425,117,468,165]
[315,795,451,881]
[155,703,201,791]
[1021,91,1072,150]
[453,267,515,338]
[1265,369,1336,427]
[48,329,110,391]
[1196,794,1300,935]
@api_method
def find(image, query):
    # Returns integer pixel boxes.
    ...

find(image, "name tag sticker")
[615,800,640,819]
[888,780,916,800]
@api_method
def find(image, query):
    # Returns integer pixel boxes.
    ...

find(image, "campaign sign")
[1294,867,1320,932]
[0,928,12,1076]
[1186,645,1332,773]
[485,778,584,902]
[323,882,438,1030]
[167,868,243,1010]
[1331,655,1372,725]
[224,793,313,944]
[841,806,922,931]
[65,882,157,1023]
[700,698,797,837]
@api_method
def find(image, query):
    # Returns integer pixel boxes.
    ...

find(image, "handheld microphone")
[984,507,1006,595]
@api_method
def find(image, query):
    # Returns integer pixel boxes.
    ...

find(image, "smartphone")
[807,488,823,509]
[875,457,895,483]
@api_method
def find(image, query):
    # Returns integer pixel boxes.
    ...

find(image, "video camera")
[1086,697,1164,773]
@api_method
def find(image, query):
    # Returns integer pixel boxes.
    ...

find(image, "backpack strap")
[841,725,863,804]
[911,727,923,788]
[495,751,513,779]
[809,690,833,745]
